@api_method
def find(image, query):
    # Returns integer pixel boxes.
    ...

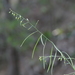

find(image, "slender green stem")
[29,22,65,58]
[9,9,75,75]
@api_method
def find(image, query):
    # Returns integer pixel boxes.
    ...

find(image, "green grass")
[9,8,75,75]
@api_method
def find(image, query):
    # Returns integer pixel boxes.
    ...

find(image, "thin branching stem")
[9,9,75,75]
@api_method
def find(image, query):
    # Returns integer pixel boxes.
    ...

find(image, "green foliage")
[9,9,75,75]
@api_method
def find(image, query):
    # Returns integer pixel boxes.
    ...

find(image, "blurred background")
[0,0,75,75]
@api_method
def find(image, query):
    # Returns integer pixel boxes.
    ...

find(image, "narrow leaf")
[40,34,44,46]
[51,50,57,75]
[47,46,53,72]
[35,20,39,27]
[32,35,41,58]
[20,31,37,47]
[42,39,47,69]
